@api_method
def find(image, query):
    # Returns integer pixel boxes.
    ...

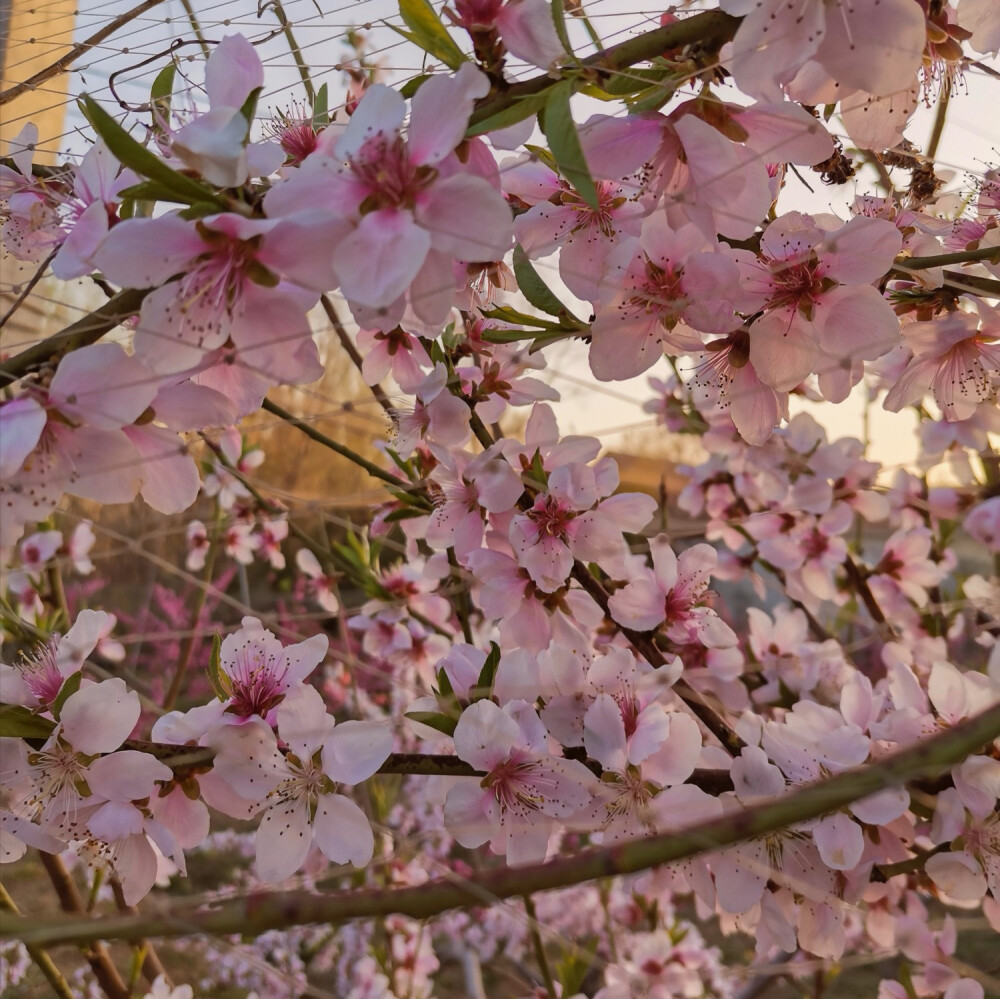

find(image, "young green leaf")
[540,80,600,211]
[512,245,585,326]
[149,61,176,118]
[473,642,501,701]
[404,710,458,737]
[550,0,575,60]
[0,703,57,740]
[466,90,551,138]
[312,82,329,127]
[80,96,228,209]
[51,670,83,721]
[395,0,467,69]
[207,633,229,701]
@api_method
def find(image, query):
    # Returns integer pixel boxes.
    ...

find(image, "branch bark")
[0,0,170,106]
[0,288,147,385]
[8,704,997,948]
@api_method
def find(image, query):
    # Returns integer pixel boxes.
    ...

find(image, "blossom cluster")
[1,1,999,996]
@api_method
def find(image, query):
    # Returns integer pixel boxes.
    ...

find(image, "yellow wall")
[1,0,76,164]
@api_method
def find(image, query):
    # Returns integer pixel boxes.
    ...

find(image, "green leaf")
[312,83,329,127]
[118,180,198,206]
[404,710,457,737]
[480,305,568,331]
[466,90,551,139]
[473,642,501,701]
[80,95,228,209]
[540,81,599,211]
[512,245,584,325]
[556,944,596,996]
[436,665,455,700]
[399,73,431,99]
[395,0,467,69]
[601,66,668,96]
[150,61,175,117]
[238,86,262,133]
[550,0,575,59]
[0,703,56,740]
[51,670,83,721]
[207,634,229,701]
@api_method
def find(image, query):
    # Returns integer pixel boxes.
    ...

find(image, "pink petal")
[205,34,263,109]
[583,694,628,772]
[88,751,172,801]
[93,216,204,289]
[334,210,431,309]
[0,397,46,477]
[409,64,489,166]
[416,173,514,262]
[256,797,312,882]
[313,793,375,867]
[61,678,139,755]
[321,720,393,785]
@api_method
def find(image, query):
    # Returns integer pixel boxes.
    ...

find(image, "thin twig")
[0,250,57,331]
[0,882,75,999]
[0,0,170,106]
[523,894,558,999]
[319,295,396,419]
[0,288,147,385]
[262,397,406,488]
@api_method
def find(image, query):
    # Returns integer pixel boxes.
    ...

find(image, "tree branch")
[11,704,995,948]
[0,288,147,385]
[0,0,170,106]
[466,11,739,130]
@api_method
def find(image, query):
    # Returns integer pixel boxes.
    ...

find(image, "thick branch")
[899,246,1000,269]
[466,11,739,129]
[0,288,147,385]
[37,852,129,999]
[11,704,996,947]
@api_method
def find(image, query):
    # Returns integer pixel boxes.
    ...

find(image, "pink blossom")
[444,699,595,865]
[743,212,902,392]
[214,616,328,721]
[266,65,513,327]
[608,536,737,648]
[210,684,391,880]
[0,609,110,709]
[722,0,926,100]
[588,220,744,381]
[509,462,656,593]
[884,312,1000,421]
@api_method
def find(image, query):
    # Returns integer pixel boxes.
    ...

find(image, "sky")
[5,0,998,475]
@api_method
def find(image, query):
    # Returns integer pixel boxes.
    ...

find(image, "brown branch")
[0,882,75,999]
[466,11,739,129]
[0,0,170,106]
[0,288,147,385]
[319,294,397,419]
[109,877,169,988]
[38,852,129,999]
[10,704,998,947]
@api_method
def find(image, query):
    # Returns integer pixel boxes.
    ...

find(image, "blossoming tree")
[1,0,999,996]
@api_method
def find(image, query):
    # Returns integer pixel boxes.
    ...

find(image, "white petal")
[321,720,393,785]
[255,798,312,882]
[313,794,375,867]
[60,679,140,755]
